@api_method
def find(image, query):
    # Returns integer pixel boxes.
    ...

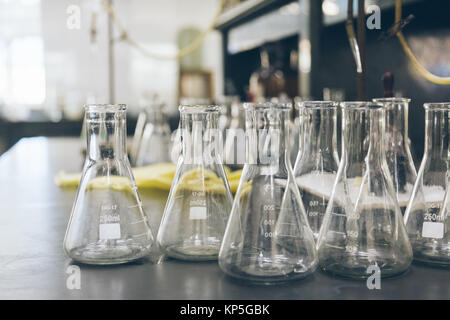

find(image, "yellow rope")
[101,0,226,60]
[395,0,450,84]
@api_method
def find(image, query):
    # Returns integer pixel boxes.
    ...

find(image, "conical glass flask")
[317,102,412,279]
[373,98,417,213]
[293,101,340,240]
[134,103,172,166]
[404,103,450,266]
[157,105,233,261]
[64,104,154,265]
[219,102,317,284]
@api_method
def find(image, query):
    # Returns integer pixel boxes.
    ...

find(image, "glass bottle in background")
[130,105,148,165]
[404,103,449,267]
[157,105,233,261]
[317,102,412,278]
[223,99,246,169]
[289,97,302,165]
[216,95,240,135]
[64,104,154,265]
[293,101,340,240]
[219,102,317,284]
[373,98,417,213]
[134,103,172,166]
[249,49,286,102]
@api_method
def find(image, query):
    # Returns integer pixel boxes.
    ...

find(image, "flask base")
[163,244,219,261]
[413,245,450,267]
[320,257,410,279]
[219,255,316,285]
[66,243,152,265]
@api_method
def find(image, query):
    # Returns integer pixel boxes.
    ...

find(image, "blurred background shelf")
[0,0,449,160]
[215,0,294,30]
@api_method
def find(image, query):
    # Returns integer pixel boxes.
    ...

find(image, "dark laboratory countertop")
[0,137,448,300]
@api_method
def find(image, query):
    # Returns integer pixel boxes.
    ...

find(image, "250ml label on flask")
[422,222,444,239]
[99,223,121,240]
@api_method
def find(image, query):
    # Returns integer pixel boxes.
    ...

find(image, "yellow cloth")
[55,163,242,194]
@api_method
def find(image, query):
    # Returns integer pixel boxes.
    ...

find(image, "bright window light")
[4,37,46,105]
[322,0,340,16]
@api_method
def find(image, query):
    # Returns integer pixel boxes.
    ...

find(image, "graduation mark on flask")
[262,204,277,238]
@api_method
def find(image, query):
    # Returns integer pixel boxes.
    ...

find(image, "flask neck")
[246,108,290,169]
[85,108,127,161]
[424,108,449,160]
[373,98,412,154]
[342,107,386,166]
[300,107,338,161]
[385,102,409,148]
[180,111,221,165]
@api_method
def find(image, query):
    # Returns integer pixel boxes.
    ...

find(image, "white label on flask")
[99,223,121,240]
[189,206,207,220]
[260,165,278,175]
[422,222,444,239]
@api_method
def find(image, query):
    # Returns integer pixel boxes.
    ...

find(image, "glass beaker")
[293,101,340,240]
[157,105,233,261]
[64,104,154,265]
[404,103,449,266]
[373,98,417,213]
[317,102,412,279]
[134,103,172,166]
[219,102,317,284]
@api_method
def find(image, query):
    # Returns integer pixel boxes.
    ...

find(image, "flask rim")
[179,104,222,113]
[373,97,411,104]
[84,104,127,112]
[340,101,383,110]
[296,101,337,109]
[424,102,450,110]
[243,102,292,111]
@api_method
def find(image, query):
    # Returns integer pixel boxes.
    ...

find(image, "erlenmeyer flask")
[219,102,317,284]
[373,98,417,213]
[134,103,172,166]
[404,103,450,266]
[293,101,340,240]
[64,104,154,265]
[317,102,412,278]
[157,105,233,261]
